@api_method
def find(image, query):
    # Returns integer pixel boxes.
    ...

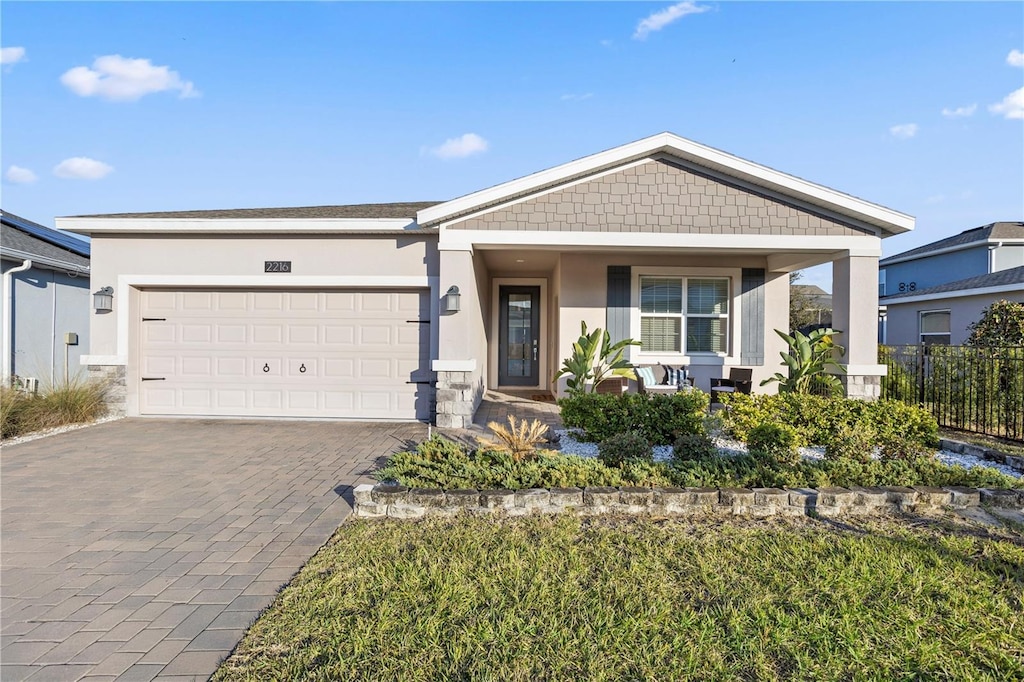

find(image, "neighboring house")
[879,222,1024,346]
[1,210,91,386]
[58,133,913,426]
[791,283,833,331]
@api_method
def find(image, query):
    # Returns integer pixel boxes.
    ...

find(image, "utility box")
[64,332,79,345]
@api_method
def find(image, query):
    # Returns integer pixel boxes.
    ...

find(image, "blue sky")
[2,1,1022,291]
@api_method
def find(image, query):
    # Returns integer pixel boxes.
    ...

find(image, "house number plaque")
[264,261,292,273]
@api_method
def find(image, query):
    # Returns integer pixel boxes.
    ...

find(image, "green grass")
[0,378,108,440]
[216,516,1024,681]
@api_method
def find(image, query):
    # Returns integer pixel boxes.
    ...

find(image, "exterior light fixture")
[93,286,114,312]
[445,285,461,313]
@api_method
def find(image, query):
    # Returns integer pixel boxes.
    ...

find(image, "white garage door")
[139,289,432,420]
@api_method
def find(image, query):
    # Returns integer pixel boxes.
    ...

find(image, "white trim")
[111,274,438,367]
[629,266,743,364]
[432,359,477,372]
[490,277,549,390]
[881,282,1024,305]
[440,230,882,255]
[838,364,888,376]
[80,354,126,366]
[1,248,90,274]
[880,238,1024,267]
[418,132,914,234]
[57,217,430,235]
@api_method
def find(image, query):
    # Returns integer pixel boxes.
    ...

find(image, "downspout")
[2,259,33,383]
[51,271,58,386]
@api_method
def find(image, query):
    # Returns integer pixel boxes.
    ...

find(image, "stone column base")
[840,373,881,401]
[87,365,127,417]
[434,370,481,429]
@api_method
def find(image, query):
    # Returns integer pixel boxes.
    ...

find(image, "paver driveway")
[1,418,426,681]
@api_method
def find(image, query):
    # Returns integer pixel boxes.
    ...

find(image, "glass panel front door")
[498,286,540,386]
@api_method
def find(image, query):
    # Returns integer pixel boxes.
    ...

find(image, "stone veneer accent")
[355,483,1024,520]
[940,438,1024,474]
[448,159,866,236]
[839,373,882,400]
[87,364,127,417]
[434,370,480,429]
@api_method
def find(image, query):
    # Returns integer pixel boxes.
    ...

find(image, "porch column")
[433,247,486,428]
[832,253,886,400]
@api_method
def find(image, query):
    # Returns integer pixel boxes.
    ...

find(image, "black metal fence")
[880,345,1024,442]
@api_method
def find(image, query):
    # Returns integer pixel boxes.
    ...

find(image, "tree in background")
[965,300,1024,347]
[789,271,823,333]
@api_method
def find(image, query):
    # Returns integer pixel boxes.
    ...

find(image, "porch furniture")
[594,377,628,395]
[710,368,753,403]
[635,365,692,395]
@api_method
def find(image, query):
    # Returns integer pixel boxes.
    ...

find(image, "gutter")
[0,247,89,275]
[2,259,33,382]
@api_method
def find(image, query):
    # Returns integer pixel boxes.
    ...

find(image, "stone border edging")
[940,438,1024,473]
[354,483,1024,520]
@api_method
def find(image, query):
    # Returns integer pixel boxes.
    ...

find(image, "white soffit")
[55,217,429,235]
[417,132,915,236]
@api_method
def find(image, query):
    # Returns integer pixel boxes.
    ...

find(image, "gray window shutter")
[740,268,765,365]
[606,266,631,344]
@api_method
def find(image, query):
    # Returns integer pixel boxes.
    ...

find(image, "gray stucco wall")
[881,246,989,296]
[883,289,1024,346]
[448,158,866,236]
[994,244,1024,272]
[2,260,90,384]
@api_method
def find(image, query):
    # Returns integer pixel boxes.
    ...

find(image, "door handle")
[533,339,538,361]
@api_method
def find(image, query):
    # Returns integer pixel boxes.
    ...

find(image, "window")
[640,276,729,354]
[919,310,950,346]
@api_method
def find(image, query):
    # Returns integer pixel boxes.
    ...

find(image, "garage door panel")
[140,289,432,420]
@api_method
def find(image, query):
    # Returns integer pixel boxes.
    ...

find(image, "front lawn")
[216,516,1024,681]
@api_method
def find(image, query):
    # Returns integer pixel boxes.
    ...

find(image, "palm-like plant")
[477,415,549,461]
[761,328,846,395]
[553,322,640,398]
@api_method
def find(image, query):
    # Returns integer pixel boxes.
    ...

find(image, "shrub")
[598,432,653,468]
[477,416,549,461]
[747,423,802,466]
[558,391,708,445]
[0,379,107,440]
[879,436,934,462]
[672,432,717,462]
[825,423,876,464]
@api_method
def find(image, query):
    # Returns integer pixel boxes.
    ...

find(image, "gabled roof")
[70,202,442,220]
[1,210,90,271]
[417,132,915,236]
[880,222,1024,266]
[881,265,1024,302]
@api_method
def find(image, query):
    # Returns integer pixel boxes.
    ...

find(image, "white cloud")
[560,92,594,102]
[60,55,199,101]
[989,86,1024,120]
[889,123,918,139]
[428,133,489,160]
[1,46,26,65]
[941,104,976,118]
[53,157,114,180]
[633,2,710,41]
[923,194,945,205]
[1007,49,1024,68]
[5,165,38,184]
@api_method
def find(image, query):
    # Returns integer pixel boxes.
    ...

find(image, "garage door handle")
[406,380,434,385]
[142,318,167,322]
[141,377,166,381]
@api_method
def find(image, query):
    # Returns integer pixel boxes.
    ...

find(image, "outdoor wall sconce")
[93,286,114,313]
[445,285,461,313]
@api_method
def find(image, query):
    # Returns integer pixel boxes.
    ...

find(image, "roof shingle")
[69,202,443,220]
[881,265,1024,300]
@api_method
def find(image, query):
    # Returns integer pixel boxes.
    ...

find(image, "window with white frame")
[919,310,951,346]
[639,276,730,354]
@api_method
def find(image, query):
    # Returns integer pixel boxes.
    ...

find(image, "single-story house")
[1,210,91,387]
[880,221,1024,345]
[58,133,913,425]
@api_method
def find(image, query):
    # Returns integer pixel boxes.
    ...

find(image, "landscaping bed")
[215,515,1024,681]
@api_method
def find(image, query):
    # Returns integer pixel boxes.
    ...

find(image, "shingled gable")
[417,132,914,237]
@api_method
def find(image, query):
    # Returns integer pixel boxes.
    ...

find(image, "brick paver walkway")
[1,418,426,681]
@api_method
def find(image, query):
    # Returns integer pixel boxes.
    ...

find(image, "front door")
[498,286,540,386]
